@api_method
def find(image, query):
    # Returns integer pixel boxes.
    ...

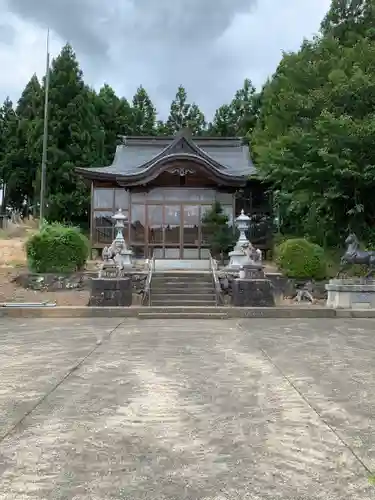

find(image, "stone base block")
[232,278,275,307]
[243,263,265,279]
[228,250,251,269]
[264,272,289,304]
[326,278,375,309]
[88,278,132,307]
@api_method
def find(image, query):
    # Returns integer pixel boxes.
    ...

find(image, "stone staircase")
[150,271,217,307]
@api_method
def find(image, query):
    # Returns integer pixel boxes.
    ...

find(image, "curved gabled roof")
[76,130,256,186]
[116,153,247,186]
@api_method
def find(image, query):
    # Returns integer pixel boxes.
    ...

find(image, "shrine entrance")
[149,203,213,259]
[143,187,234,259]
[91,186,235,259]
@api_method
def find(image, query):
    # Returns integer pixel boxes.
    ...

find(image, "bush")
[26,223,89,273]
[275,238,327,280]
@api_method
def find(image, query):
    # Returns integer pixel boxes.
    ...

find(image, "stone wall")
[14,271,146,290]
[13,271,147,304]
[218,271,328,301]
[88,278,132,307]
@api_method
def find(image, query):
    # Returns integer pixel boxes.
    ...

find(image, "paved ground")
[0,318,374,499]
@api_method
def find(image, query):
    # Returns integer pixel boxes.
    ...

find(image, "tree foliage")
[201,201,237,258]
[252,2,375,246]
[275,238,327,280]
[165,85,206,135]
[0,97,20,211]
[41,44,104,225]
[0,42,262,226]
[208,79,260,140]
[93,84,132,163]
[321,0,375,43]
[131,86,157,135]
[26,222,89,273]
[16,75,43,213]
[4,0,375,253]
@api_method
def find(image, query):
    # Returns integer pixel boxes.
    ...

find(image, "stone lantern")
[227,209,251,269]
[111,208,133,268]
[89,208,133,307]
[113,208,127,238]
[235,209,250,248]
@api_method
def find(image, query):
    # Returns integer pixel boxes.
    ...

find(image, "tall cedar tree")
[94,84,133,164]
[42,44,103,225]
[131,86,157,135]
[165,85,206,135]
[0,97,22,211]
[208,79,260,140]
[16,74,43,211]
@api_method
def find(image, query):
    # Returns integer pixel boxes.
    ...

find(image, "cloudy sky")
[0,0,331,119]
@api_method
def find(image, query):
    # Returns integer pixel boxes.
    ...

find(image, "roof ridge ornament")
[167,167,195,176]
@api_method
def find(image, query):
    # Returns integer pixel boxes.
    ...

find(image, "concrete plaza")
[0,317,374,499]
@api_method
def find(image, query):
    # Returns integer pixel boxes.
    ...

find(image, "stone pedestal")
[326,278,375,309]
[114,249,133,269]
[243,263,265,279]
[265,272,289,305]
[89,278,132,307]
[228,249,250,269]
[232,278,275,307]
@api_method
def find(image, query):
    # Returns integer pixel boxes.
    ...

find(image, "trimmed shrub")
[275,238,327,280]
[26,223,89,273]
[201,201,237,258]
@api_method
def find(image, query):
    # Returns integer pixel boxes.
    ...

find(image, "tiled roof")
[77,133,256,179]
[198,145,255,176]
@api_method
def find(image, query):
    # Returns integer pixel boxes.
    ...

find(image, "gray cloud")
[2,0,330,118]
[4,0,257,117]
[0,22,15,44]
[6,0,107,55]
[125,0,253,44]
[7,0,254,52]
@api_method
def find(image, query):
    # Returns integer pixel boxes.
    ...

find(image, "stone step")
[152,288,214,293]
[151,287,216,297]
[153,271,211,276]
[151,299,217,306]
[151,285,215,292]
[152,277,213,283]
[150,270,216,307]
[150,283,214,293]
[153,273,212,277]
[152,281,213,285]
[138,312,228,319]
[151,293,216,301]
[154,259,211,271]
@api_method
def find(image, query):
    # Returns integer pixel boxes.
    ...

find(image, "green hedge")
[26,223,89,273]
[275,238,327,280]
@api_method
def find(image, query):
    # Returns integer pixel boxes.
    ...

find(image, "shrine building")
[76,129,271,259]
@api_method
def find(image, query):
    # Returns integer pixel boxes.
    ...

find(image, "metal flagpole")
[39,28,50,228]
